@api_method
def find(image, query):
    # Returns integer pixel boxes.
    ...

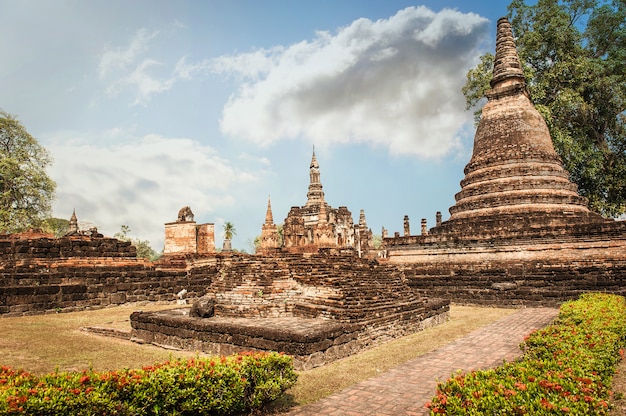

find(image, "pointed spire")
[310,145,318,169]
[490,17,525,89]
[68,209,78,233]
[359,209,367,227]
[306,146,325,207]
[265,196,274,224]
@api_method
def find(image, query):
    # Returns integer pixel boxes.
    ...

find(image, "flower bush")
[0,351,297,415]
[426,293,626,415]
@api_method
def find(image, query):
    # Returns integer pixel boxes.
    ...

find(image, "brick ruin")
[130,253,449,369]
[0,213,449,368]
[163,206,215,256]
[0,231,210,316]
[263,149,374,256]
[383,17,626,304]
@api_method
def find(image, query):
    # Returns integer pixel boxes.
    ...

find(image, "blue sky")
[0,0,512,251]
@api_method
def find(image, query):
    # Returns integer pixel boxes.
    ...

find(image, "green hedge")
[427,293,626,415]
[0,351,297,415]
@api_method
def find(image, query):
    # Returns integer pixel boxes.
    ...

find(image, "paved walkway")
[284,307,559,416]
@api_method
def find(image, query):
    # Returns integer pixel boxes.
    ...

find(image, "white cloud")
[107,58,177,105]
[212,6,489,158]
[98,28,212,106]
[98,29,158,79]
[174,56,212,80]
[45,130,265,250]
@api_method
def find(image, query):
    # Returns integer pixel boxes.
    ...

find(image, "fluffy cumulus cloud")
[45,130,264,250]
[212,6,489,158]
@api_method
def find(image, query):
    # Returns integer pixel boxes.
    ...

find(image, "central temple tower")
[273,148,373,254]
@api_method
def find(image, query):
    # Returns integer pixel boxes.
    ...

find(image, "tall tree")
[463,0,626,216]
[0,111,56,232]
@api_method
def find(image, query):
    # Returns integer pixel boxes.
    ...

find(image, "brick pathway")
[284,308,559,416]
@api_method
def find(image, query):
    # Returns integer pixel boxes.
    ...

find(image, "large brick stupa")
[389,17,622,246]
[384,18,626,305]
[436,17,608,239]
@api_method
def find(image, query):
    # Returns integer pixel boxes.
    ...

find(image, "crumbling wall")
[0,236,212,316]
[394,231,626,307]
[0,236,137,259]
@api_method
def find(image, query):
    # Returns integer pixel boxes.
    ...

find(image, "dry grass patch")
[0,304,199,374]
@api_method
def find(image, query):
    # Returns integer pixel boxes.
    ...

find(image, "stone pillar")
[421,218,428,235]
[436,211,442,227]
[382,227,388,238]
[403,215,410,236]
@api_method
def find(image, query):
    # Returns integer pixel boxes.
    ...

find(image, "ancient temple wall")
[164,222,198,254]
[0,236,137,259]
[0,236,212,316]
[196,223,216,254]
[392,235,626,306]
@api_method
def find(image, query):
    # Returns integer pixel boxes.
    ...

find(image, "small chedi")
[384,17,626,304]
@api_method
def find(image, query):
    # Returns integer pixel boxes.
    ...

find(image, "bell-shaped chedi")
[433,17,608,239]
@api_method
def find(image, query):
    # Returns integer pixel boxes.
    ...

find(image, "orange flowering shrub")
[426,293,626,415]
[0,351,297,415]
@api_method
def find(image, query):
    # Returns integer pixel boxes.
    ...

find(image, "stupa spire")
[490,17,525,89]
[430,15,601,238]
[305,146,325,207]
[264,196,274,224]
[260,195,280,251]
[310,145,318,169]
[68,209,78,234]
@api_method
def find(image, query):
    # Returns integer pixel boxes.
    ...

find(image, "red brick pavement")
[284,308,559,416]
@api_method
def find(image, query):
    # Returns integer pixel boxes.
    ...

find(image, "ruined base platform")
[130,300,449,370]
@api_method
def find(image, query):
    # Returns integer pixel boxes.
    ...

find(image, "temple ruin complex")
[1,16,626,367]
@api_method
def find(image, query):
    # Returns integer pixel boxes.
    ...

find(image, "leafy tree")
[114,224,131,239]
[463,0,626,217]
[0,111,56,232]
[252,236,261,253]
[114,224,159,260]
[43,217,70,237]
[372,234,383,249]
[223,221,236,240]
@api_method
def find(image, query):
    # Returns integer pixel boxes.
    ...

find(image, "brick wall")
[393,232,626,306]
[0,237,212,316]
[0,236,137,259]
